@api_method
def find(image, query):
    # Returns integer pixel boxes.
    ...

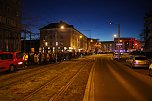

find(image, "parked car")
[0,51,24,72]
[126,55,150,68]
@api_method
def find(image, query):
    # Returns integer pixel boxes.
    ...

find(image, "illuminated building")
[39,21,87,53]
[100,41,114,52]
[114,38,143,52]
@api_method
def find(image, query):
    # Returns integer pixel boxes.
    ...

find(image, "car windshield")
[135,57,147,60]
[16,52,23,59]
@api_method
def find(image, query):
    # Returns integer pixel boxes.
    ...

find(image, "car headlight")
[18,62,23,65]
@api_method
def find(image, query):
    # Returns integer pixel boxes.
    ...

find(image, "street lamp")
[110,22,121,59]
[55,25,64,62]
[60,25,64,29]
[79,35,82,39]
[114,34,117,38]
[79,35,83,49]
[110,23,120,38]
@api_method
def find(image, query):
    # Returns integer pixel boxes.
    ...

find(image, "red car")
[0,51,24,72]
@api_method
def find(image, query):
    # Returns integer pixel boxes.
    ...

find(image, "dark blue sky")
[22,0,152,41]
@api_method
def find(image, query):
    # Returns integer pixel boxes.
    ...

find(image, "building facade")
[114,37,143,52]
[100,41,114,52]
[39,21,88,53]
[87,38,101,53]
[0,0,22,51]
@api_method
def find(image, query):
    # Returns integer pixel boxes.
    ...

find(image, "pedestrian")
[46,53,50,63]
[34,53,38,64]
[23,52,28,67]
[38,52,42,64]
[43,52,47,64]
[27,52,31,65]
[30,53,34,65]
[41,53,44,64]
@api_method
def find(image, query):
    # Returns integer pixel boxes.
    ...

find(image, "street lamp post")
[110,22,121,59]
[117,24,121,59]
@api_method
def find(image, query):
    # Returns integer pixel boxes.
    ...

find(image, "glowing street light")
[60,25,64,29]
[110,22,120,38]
[79,35,82,39]
[114,34,117,38]
[110,22,121,59]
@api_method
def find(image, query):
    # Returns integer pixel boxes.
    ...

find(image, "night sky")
[22,0,152,41]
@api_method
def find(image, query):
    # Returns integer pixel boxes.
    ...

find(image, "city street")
[86,54,152,101]
[0,54,152,101]
[1,1,152,101]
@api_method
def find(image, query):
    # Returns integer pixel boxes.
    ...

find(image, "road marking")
[107,65,147,101]
[83,62,95,101]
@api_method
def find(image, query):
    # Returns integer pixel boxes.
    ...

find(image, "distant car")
[0,51,24,72]
[113,53,122,60]
[126,55,150,68]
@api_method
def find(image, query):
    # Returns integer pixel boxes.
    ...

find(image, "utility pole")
[118,23,121,59]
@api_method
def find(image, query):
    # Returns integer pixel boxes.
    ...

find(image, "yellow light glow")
[60,25,64,29]
[79,35,82,38]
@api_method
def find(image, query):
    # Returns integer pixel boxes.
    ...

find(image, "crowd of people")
[23,51,91,66]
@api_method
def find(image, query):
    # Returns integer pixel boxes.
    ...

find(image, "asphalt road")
[93,54,152,101]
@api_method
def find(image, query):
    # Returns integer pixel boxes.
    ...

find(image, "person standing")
[38,52,42,64]
[23,52,28,67]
